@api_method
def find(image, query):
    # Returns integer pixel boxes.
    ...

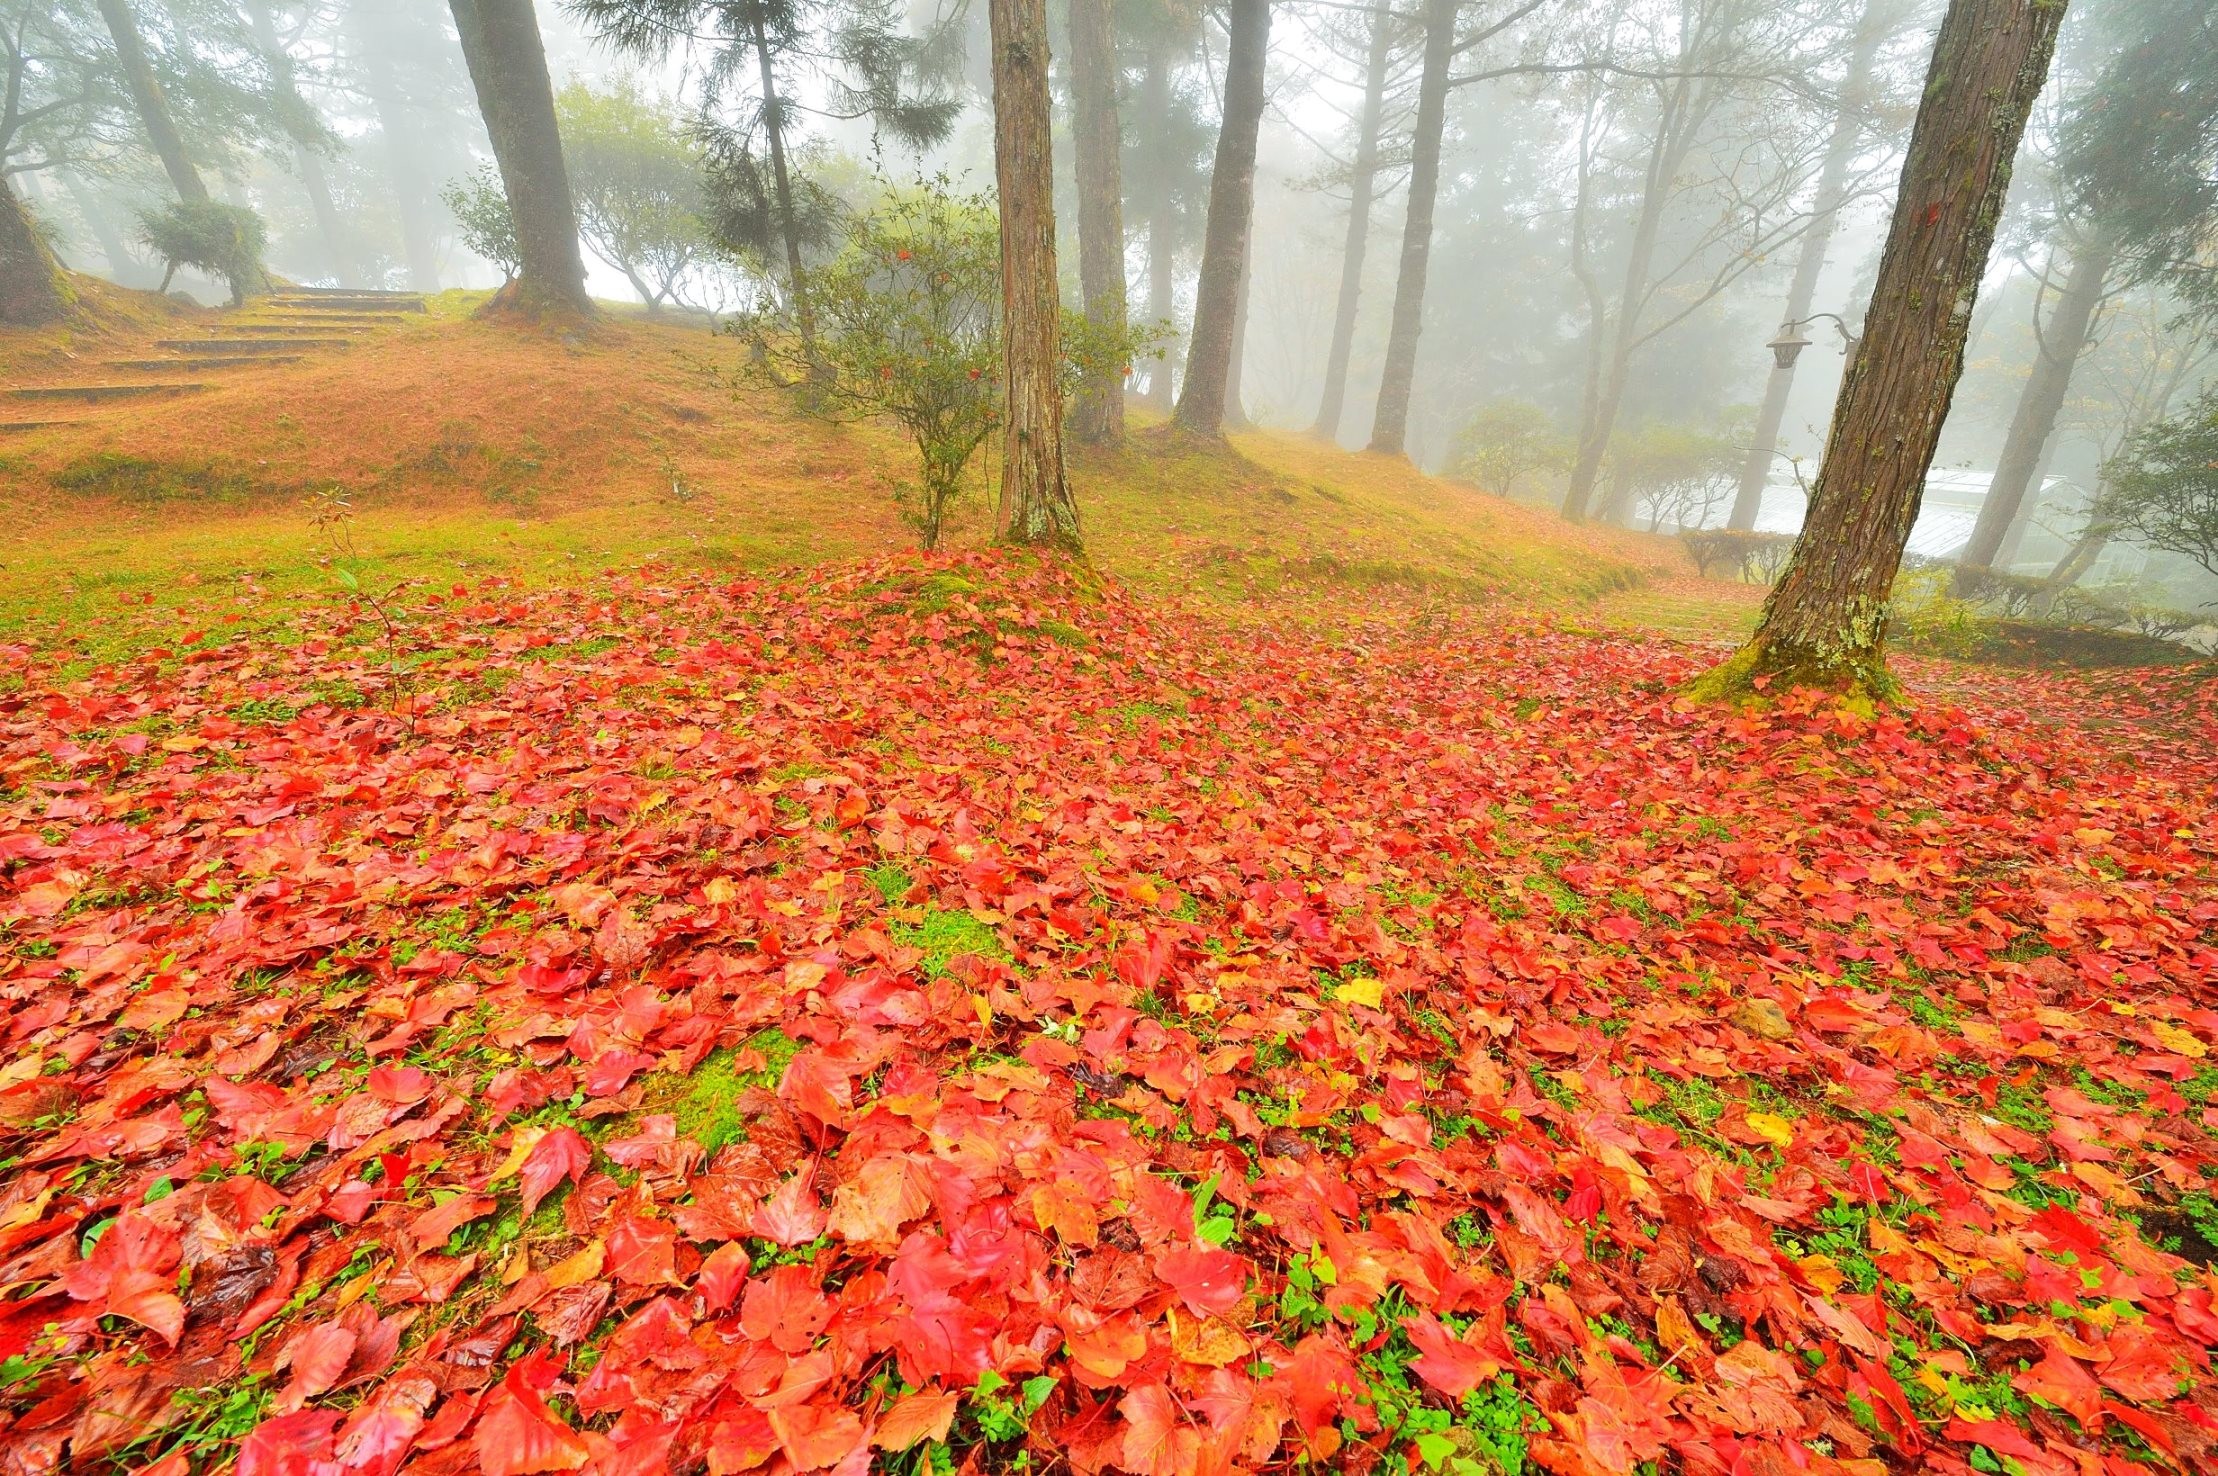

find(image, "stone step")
[156,338,353,353]
[283,285,423,299]
[0,419,79,433]
[109,355,305,371]
[7,383,208,402]
[266,297,422,313]
[202,322,371,335]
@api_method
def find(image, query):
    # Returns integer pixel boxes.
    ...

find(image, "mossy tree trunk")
[449,0,591,317]
[1,174,75,326]
[1067,0,1127,446]
[95,0,210,204]
[990,0,1079,550]
[1689,0,2068,701]
[1172,0,1268,437]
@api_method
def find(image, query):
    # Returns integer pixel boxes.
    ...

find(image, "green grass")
[656,1028,802,1156]
[890,907,1009,978]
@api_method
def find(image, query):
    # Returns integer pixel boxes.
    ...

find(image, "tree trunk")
[1068,0,1127,445]
[96,0,210,203]
[1952,233,2114,581]
[1142,41,1176,412]
[1224,248,1252,430]
[1173,0,1269,436]
[1728,11,1887,531]
[247,0,355,284]
[990,0,1079,549]
[448,0,590,316]
[1991,429,2057,567]
[1313,5,1395,442]
[0,173,75,325]
[352,11,443,293]
[1561,66,1696,523]
[1690,0,2067,700]
[1366,0,1454,457]
[748,13,819,366]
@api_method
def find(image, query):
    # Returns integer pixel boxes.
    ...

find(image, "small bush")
[1681,528,1796,583]
[441,166,521,283]
[138,200,266,306]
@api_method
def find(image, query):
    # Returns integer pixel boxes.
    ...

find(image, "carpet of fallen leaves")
[4,553,2217,1476]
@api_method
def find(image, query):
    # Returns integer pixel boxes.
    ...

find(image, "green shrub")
[441,166,521,284]
[138,200,267,306]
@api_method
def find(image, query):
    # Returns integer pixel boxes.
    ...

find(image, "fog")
[6,0,2214,621]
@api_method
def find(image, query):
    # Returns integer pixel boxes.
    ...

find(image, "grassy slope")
[0,287,1755,656]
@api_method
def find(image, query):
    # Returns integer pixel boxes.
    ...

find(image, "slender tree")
[990,0,1079,547]
[244,0,354,283]
[348,2,452,292]
[448,0,592,314]
[1690,0,2069,700]
[1067,0,1127,444]
[1173,0,1269,436]
[1313,5,1400,442]
[1727,3,1894,530]
[1366,0,1455,456]
[94,0,209,202]
[1953,231,2116,579]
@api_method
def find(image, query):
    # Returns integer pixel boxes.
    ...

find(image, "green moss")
[891,906,1009,978]
[659,1028,801,1155]
[865,863,914,904]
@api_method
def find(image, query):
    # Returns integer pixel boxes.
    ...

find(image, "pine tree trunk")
[1,173,75,325]
[1068,0,1127,445]
[247,0,355,284]
[1953,233,2114,581]
[449,0,590,316]
[1366,0,1454,457]
[1691,0,2068,701]
[1173,0,1270,436]
[990,0,1079,549]
[1728,11,1887,531]
[1312,6,1394,443]
[749,13,820,366]
[96,0,210,204]
[1142,42,1176,412]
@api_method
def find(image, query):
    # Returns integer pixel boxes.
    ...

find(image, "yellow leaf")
[1746,1111,1795,1148]
[703,877,737,905]
[1335,975,1384,1010]
[546,1240,605,1289]
[2153,1021,2208,1059]
[488,1125,549,1186]
[1798,1253,1845,1295]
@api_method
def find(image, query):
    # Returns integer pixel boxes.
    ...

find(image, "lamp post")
[1766,313,1858,369]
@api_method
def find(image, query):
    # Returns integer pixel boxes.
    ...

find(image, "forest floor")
[3,289,2217,1476]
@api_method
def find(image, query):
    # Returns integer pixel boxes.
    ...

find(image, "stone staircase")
[2,286,424,436]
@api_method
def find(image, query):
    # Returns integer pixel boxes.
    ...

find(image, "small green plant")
[309,489,416,737]
[138,200,267,305]
[442,165,522,283]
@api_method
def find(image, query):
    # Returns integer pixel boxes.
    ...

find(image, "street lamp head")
[1767,324,1813,369]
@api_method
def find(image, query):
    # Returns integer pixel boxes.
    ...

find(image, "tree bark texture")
[1,173,74,325]
[1701,0,2068,697]
[1173,0,1269,436]
[990,0,1079,548]
[247,0,355,284]
[1366,0,1455,457]
[1068,0,1127,445]
[1953,233,2114,579]
[1727,11,1887,531]
[96,0,210,204]
[449,0,591,315]
[1224,243,1252,430]
[1313,4,1395,442]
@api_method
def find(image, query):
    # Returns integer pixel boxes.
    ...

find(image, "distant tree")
[94,0,210,202]
[441,164,522,282]
[555,79,713,310]
[571,0,960,363]
[1310,1,1410,442]
[346,0,478,292]
[243,0,354,283]
[139,198,267,303]
[448,0,592,315]
[1690,0,2068,700]
[1446,398,1571,498]
[2100,385,2218,585]
[1066,0,1126,445]
[1126,0,1214,412]
[1173,0,1268,437]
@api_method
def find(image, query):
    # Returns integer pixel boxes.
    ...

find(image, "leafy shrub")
[441,166,521,283]
[1446,399,1571,500]
[556,79,714,311]
[137,200,266,306]
[2102,385,2218,581]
